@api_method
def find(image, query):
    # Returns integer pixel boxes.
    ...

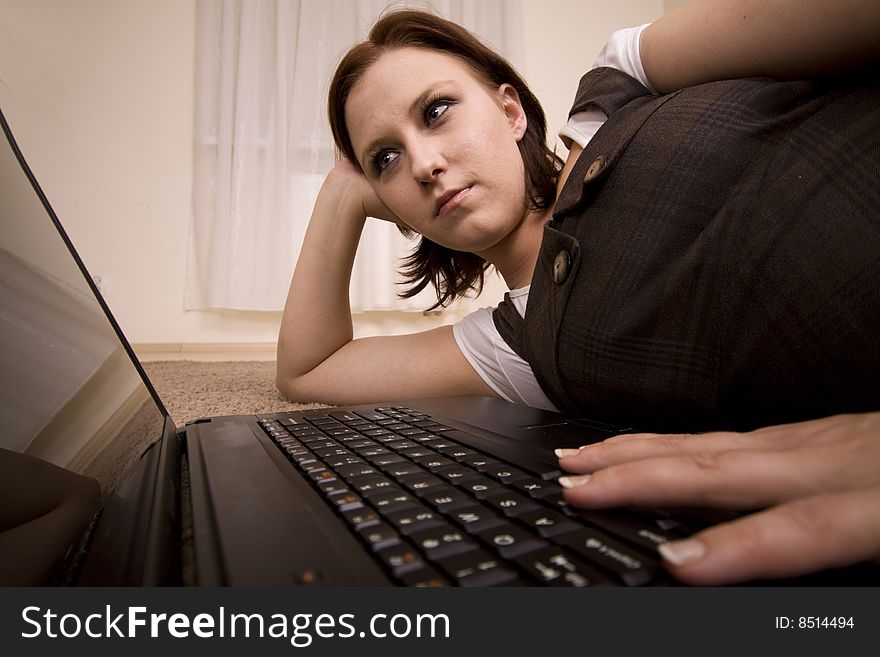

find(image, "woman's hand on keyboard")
[555,412,880,585]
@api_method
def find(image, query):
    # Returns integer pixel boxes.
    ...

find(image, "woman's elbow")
[275,365,303,402]
[275,363,328,404]
[275,342,304,400]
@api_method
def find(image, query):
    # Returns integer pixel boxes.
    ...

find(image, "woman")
[277,1,880,584]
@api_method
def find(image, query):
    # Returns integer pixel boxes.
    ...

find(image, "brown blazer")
[495,67,880,432]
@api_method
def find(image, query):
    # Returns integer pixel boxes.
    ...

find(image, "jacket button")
[584,155,605,182]
[552,250,571,284]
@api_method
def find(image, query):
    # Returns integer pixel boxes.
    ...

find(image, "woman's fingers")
[560,441,874,510]
[558,425,814,474]
[560,413,880,475]
[556,430,771,474]
[556,413,880,584]
[656,487,880,585]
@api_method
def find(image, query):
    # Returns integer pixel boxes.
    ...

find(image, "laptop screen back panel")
[0,107,176,584]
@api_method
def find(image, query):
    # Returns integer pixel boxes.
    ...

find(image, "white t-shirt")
[452,286,558,411]
[559,23,653,149]
[451,24,651,410]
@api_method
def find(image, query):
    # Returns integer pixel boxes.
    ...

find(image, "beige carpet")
[142,360,325,426]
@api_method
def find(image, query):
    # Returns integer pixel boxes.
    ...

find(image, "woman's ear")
[498,83,527,141]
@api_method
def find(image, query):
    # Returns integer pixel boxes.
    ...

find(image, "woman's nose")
[410,140,446,183]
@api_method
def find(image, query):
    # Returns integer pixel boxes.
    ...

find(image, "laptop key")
[342,506,381,530]
[435,549,519,587]
[418,487,473,511]
[397,447,435,459]
[480,464,530,484]
[435,445,478,459]
[365,454,406,469]
[357,447,393,458]
[554,527,663,587]
[307,468,336,484]
[343,419,373,430]
[433,464,482,485]
[288,427,321,438]
[324,455,364,469]
[312,446,351,459]
[375,541,424,575]
[398,473,446,492]
[446,505,506,534]
[458,477,504,499]
[422,438,456,450]
[302,461,327,474]
[513,477,561,499]
[385,507,445,535]
[576,508,680,552]
[299,434,333,445]
[304,414,337,424]
[335,463,379,480]
[293,455,318,470]
[514,547,613,587]
[411,433,443,443]
[358,522,401,551]
[386,439,419,450]
[348,474,397,495]
[381,462,425,478]
[398,428,429,438]
[458,454,499,469]
[329,411,361,423]
[317,479,349,497]
[346,439,378,449]
[482,492,540,518]
[374,433,407,444]
[412,420,448,430]
[409,524,477,560]
[278,416,310,427]
[367,490,419,514]
[283,447,310,461]
[327,428,358,438]
[354,410,388,422]
[515,508,580,538]
[327,491,363,512]
[412,455,455,470]
[475,524,548,559]
[362,428,394,438]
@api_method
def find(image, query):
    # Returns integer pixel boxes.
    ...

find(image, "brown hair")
[328,9,562,309]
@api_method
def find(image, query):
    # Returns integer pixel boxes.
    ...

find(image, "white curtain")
[186,0,523,313]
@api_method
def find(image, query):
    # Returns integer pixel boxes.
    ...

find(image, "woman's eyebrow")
[407,80,456,116]
[359,80,457,165]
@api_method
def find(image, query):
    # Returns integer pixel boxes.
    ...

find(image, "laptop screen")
[0,107,167,498]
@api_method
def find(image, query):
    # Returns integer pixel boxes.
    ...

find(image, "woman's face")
[345,47,529,258]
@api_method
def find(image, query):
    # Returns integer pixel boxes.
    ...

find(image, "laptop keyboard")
[259,406,699,586]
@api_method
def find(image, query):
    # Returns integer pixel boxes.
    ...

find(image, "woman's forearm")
[276,169,367,391]
[642,0,880,94]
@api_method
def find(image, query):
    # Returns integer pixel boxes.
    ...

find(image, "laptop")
[2,106,876,588]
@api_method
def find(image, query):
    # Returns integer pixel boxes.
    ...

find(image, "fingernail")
[555,448,581,458]
[558,474,591,488]
[658,539,706,567]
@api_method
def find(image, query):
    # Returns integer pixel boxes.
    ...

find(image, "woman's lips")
[436,186,471,217]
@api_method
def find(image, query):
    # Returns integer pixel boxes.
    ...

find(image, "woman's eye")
[373,150,398,174]
[425,100,451,124]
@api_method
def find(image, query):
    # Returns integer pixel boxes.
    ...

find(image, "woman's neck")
[479,206,551,289]
[480,143,582,289]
